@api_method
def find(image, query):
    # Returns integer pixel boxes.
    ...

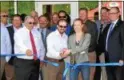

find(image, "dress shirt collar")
[55,30,66,38]
[111,19,118,25]
[13,26,21,32]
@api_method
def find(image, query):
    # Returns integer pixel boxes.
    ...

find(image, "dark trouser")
[14,58,40,80]
[105,52,123,80]
[106,66,123,80]
[94,55,101,80]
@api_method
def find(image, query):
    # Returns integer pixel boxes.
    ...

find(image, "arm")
[120,23,124,60]
[5,28,12,62]
[14,32,29,54]
[46,35,61,59]
[70,34,91,55]
[89,23,98,52]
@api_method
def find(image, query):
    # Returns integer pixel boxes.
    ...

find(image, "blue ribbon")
[0,54,26,57]
[62,63,73,80]
[0,53,59,67]
[62,62,124,80]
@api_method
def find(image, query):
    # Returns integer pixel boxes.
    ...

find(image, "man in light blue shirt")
[0,25,12,80]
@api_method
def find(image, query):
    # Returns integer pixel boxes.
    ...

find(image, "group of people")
[0,6,124,80]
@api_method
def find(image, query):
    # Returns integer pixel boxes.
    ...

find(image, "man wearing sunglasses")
[46,19,68,80]
[50,10,72,36]
[14,16,45,80]
[0,11,11,28]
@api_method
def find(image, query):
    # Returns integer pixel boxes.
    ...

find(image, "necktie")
[100,24,103,34]
[29,31,37,60]
[106,23,114,51]
[41,29,45,43]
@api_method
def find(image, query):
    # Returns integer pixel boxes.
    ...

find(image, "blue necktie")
[41,29,45,43]
[106,23,114,51]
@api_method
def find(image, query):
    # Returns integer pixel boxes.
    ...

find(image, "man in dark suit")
[5,14,22,80]
[104,7,124,80]
[94,7,110,80]
[79,8,98,80]
[38,15,51,80]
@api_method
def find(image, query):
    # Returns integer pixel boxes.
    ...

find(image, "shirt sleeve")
[46,35,61,59]
[5,28,12,62]
[14,31,28,54]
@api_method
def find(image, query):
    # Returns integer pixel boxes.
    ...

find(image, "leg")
[56,61,65,80]
[88,51,96,80]
[70,67,79,80]
[14,58,33,80]
[0,57,6,80]
[94,54,101,80]
[47,63,59,80]
[81,62,90,80]
[114,66,123,80]
[5,63,15,80]
[30,60,40,80]
[41,65,48,80]
[99,53,107,80]
[106,66,116,80]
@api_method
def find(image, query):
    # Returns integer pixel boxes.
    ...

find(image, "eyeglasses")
[28,22,35,25]
[59,25,67,28]
[0,15,8,17]
[59,16,66,18]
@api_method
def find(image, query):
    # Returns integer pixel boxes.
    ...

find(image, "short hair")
[79,8,88,13]
[110,7,120,12]
[73,18,88,33]
[101,7,109,12]
[38,14,49,21]
[58,10,67,16]
[24,16,34,23]
[57,19,67,25]
[12,14,21,21]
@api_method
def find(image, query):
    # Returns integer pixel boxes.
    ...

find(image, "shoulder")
[1,27,8,33]
[85,33,91,39]
[15,27,23,35]
[47,31,55,39]
[68,34,75,40]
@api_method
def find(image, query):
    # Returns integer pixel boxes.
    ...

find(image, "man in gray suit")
[38,15,51,80]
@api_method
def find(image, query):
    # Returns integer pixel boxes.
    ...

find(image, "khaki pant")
[99,53,107,80]
[40,65,48,80]
[0,57,6,80]
[47,61,65,80]
[88,51,96,80]
[5,63,15,80]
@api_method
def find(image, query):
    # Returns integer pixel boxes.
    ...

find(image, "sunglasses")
[59,25,67,28]
[0,15,8,17]
[28,22,35,25]
[59,16,66,18]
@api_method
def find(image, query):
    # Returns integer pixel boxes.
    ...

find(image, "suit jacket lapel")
[110,19,122,37]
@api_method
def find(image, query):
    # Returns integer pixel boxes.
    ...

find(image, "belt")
[46,57,63,63]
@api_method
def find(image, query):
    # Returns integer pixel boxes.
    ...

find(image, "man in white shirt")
[0,24,12,80]
[5,14,22,80]
[46,19,68,80]
[14,16,45,80]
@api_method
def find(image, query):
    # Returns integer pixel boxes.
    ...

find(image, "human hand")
[26,49,32,56]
